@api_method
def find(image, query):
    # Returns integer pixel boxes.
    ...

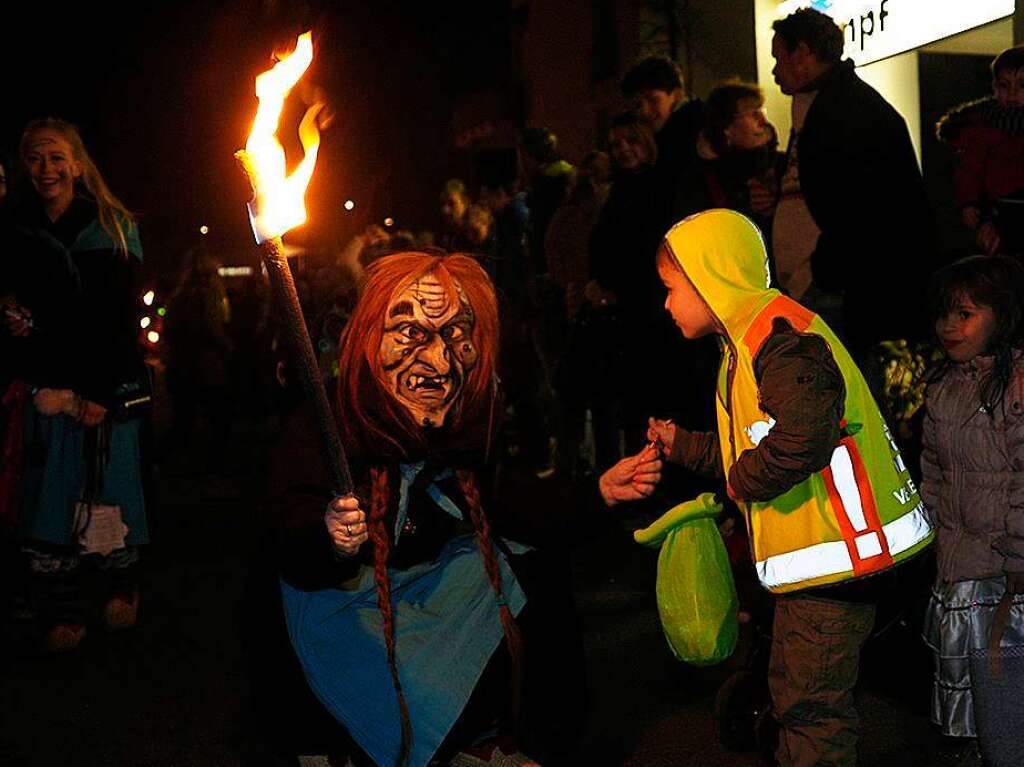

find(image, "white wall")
[755,0,792,145]
[922,16,1014,54]
[856,51,921,166]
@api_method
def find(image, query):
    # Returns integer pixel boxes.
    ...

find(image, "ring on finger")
[346,524,355,537]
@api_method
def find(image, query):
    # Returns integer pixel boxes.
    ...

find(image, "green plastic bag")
[634,493,739,666]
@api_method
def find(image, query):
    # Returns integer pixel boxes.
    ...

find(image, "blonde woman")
[7,119,148,652]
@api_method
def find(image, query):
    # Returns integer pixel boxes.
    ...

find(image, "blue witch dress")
[15,205,148,547]
[281,462,526,767]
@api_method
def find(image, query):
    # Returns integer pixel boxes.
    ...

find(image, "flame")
[237,31,323,244]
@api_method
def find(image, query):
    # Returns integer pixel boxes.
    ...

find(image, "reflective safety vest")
[717,295,934,594]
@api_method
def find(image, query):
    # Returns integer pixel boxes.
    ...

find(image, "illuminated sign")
[775,0,1014,66]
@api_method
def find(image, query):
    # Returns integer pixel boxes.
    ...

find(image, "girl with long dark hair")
[922,254,1024,767]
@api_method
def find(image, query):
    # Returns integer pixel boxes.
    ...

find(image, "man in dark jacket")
[770,8,934,355]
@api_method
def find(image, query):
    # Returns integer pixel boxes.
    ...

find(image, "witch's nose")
[419,333,450,373]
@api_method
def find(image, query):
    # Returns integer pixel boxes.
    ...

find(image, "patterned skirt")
[922,576,1024,737]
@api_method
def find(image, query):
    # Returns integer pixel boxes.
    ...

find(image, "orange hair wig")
[336,251,499,460]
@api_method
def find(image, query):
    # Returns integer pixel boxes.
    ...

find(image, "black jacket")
[4,198,141,406]
[590,166,667,327]
[270,405,595,591]
[797,60,934,351]
[655,99,705,191]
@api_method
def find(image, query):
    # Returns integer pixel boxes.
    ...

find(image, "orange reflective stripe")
[742,295,815,358]
[821,437,893,577]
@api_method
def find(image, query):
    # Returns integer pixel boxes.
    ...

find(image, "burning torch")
[235,31,352,496]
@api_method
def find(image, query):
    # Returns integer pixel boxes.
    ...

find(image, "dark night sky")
[2,1,515,280]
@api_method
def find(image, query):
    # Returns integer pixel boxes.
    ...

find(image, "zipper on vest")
[724,340,738,466]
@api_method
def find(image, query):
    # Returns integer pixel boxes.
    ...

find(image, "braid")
[368,466,413,766]
[454,468,525,727]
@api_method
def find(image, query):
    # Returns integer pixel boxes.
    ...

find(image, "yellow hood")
[661,209,776,342]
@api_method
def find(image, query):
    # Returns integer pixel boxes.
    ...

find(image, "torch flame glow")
[236,31,323,244]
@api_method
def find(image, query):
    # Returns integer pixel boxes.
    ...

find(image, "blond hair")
[21,118,136,257]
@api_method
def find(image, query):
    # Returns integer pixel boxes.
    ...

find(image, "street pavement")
[0,410,960,766]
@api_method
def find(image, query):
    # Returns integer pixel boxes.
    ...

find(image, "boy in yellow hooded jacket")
[639,209,933,766]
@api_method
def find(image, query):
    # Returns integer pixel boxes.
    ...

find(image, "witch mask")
[378,271,479,428]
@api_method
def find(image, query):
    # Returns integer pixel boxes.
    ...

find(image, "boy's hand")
[325,495,368,556]
[647,417,678,456]
[599,445,663,507]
